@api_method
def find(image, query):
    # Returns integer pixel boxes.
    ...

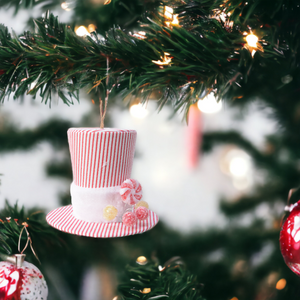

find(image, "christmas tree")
[0,0,300,299]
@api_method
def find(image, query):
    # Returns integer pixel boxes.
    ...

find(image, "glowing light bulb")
[130,103,149,119]
[152,52,172,66]
[141,288,151,294]
[246,34,258,47]
[229,157,250,178]
[61,2,68,10]
[75,26,89,36]
[136,256,148,265]
[61,1,74,11]
[220,148,252,190]
[164,6,179,27]
[276,278,287,290]
[164,6,174,19]
[171,14,179,26]
[197,93,222,114]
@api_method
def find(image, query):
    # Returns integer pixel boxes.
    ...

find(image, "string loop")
[18,222,41,264]
[100,56,110,128]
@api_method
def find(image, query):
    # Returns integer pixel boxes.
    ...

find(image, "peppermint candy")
[136,206,149,220]
[120,179,142,205]
[122,212,137,227]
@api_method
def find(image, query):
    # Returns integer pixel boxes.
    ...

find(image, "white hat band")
[71,182,131,223]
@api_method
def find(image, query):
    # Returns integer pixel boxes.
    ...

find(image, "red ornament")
[0,261,48,300]
[0,267,23,300]
[0,70,5,76]
[280,201,300,276]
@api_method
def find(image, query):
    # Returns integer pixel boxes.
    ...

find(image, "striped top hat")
[46,128,159,238]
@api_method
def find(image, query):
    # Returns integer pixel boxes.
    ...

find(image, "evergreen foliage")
[0,201,61,258]
[118,257,206,300]
[0,0,299,115]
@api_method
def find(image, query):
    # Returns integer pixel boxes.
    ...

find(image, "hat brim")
[46,205,159,238]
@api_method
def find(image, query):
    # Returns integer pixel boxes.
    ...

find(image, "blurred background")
[0,2,299,300]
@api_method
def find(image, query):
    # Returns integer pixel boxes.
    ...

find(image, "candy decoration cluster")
[120,179,149,226]
[102,178,149,226]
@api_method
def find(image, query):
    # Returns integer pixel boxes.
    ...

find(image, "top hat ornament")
[46,127,159,237]
[46,60,158,237]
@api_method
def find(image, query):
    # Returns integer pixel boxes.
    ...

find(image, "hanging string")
[18,222,41,264]
[100,56,110,129]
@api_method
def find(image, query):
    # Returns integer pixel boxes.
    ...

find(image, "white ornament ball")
[0,261,48,300]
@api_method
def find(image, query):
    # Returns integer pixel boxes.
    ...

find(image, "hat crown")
[68,128,137,188]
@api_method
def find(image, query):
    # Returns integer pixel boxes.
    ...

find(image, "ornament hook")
[18,222,41,264]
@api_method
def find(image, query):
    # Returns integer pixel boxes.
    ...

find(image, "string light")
[164,6,174,20]
[141,288,151,294]
[61,2,71,11]
[75,26,89,36]
[136,256,148,265]
[165,14,179,27]
[130,103,149,119]
[152,52,172,66]
[229,156,250,178]
[276,278,287,290]
[246,33,259,47]
[197,93,222,114]
[171,14,179,26]
[220,148,253,190]
[164,6,179,27]
[61,1,76,11]
[244,32,263,57]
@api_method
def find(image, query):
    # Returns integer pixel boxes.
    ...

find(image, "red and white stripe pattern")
[46,206,159,238]
[67,128,137,188]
